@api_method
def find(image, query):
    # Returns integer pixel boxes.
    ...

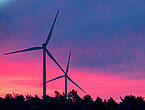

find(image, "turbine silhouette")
[46,50,86,99]
[4,10,65,96]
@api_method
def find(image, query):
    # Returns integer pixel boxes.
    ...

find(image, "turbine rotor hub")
[42,44,46,47]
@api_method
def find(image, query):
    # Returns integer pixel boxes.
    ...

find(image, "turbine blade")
[45,10,59,45]
[45,49,66,74]
[67,76,86,93]
[4,47,42,55]
[66,50,71,74]
[46,75,65,83]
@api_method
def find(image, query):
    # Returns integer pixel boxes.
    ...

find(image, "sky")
[0,0,145,101]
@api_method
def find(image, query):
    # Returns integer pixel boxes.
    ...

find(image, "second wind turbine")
[46,50,86,99]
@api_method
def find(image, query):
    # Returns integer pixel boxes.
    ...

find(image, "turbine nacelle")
[42,43,46,48]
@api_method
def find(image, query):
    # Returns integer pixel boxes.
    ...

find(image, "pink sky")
[0,55,145,102]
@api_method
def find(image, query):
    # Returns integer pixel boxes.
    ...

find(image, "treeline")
[0,89,145,110]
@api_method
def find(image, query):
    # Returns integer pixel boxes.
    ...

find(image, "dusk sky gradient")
[0,0,145,101]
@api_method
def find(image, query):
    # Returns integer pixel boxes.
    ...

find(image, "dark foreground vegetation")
[0,90,145,110]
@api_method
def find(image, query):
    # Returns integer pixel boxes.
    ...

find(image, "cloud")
[1,0,145,74]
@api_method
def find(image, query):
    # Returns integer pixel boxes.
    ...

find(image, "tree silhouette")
[119,95,145,110]
[54,91,65,101]
[83,94,93,103]
[1,91,145,110]
[68,89,83,103]
[107,97,118,110]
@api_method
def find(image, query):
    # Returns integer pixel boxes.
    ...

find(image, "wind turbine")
[4,10,65,96]
[46,50,86,99]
